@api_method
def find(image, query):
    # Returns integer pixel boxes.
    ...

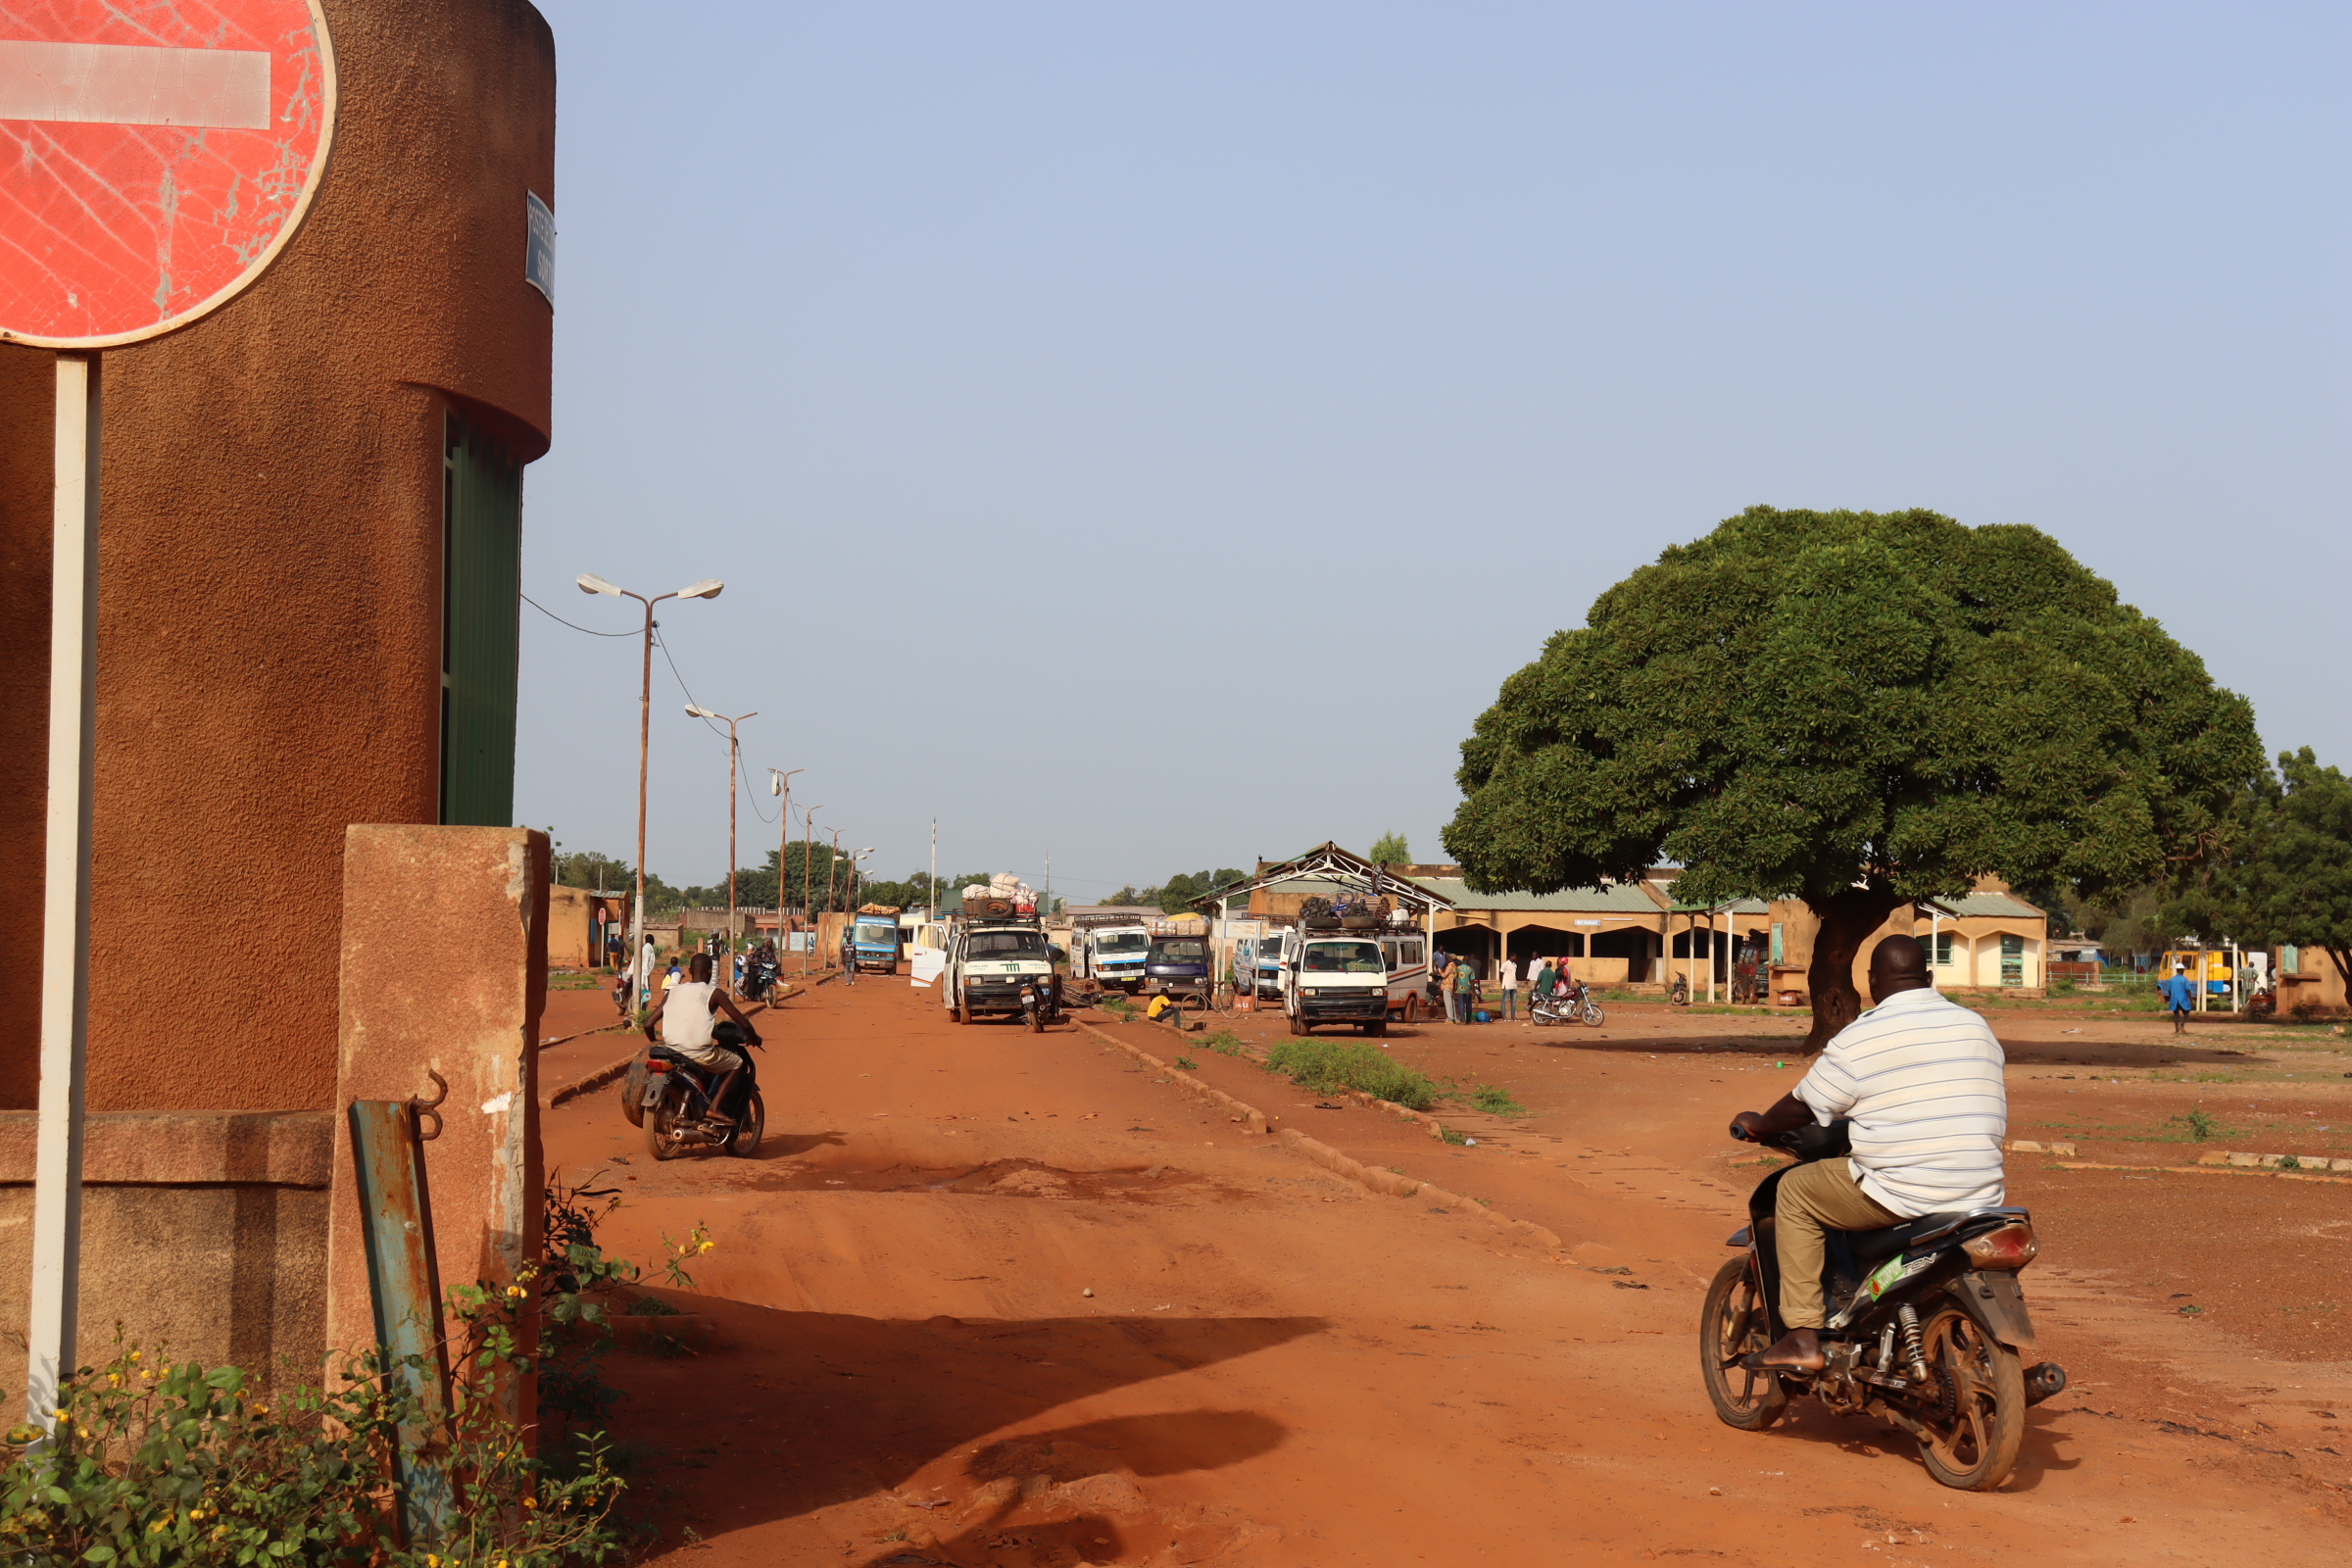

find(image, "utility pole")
[929,818,937,925]
[768,767,802,975]
[800,805,822,976]
[827,826,845,964]
[685,707,756,993]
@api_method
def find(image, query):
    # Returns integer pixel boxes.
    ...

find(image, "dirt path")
[543,981,2351,1566]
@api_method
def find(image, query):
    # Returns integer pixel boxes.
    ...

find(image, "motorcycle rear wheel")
[1914,1303,2026,1490]
[1700,1256,1788,1431]
[645,1100,689,1162]
[724,1092,766,1157]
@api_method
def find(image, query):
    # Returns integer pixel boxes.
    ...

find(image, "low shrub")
[1471,1085,1528,1116]
[1264,1038,1439,1110]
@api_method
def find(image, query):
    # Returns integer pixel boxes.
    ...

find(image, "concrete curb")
[1071,1021,1563,1250]
[2056,1159,2352,1186]
[1074,1022,1267,1134]
[548,1050,638,1108]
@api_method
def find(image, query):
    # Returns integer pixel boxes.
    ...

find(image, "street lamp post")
[576,573,723,1010]
[685,706,757,994]
[768,767,803,977]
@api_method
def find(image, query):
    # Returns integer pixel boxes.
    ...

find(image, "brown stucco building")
[0,0,556,1377]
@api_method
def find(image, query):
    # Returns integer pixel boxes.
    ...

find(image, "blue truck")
[851,908,904,973]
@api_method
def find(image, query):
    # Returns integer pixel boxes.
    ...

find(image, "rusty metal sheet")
[347,1098,454,1542]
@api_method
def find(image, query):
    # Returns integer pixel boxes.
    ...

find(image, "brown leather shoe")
[1746,1328,1826,1372]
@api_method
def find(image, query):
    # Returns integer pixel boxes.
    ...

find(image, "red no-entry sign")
[0,0,336,348]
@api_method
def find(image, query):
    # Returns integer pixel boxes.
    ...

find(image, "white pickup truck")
[1279,928,1392,1037]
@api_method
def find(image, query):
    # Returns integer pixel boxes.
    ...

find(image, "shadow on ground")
[594,1296,1322,1555]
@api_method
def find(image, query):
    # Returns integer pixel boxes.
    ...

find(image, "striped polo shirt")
[1793,984,2007,1218]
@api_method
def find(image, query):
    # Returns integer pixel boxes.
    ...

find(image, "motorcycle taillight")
[1962,1221,2038,1270]
[647,1060,669,1073]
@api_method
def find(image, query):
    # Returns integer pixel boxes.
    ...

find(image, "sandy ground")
[539,977,2352,1566]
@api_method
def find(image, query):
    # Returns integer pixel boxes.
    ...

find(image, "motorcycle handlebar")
[1728,1121,1753,1143]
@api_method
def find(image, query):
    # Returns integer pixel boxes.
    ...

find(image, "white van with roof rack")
[1278,926,1392,1036]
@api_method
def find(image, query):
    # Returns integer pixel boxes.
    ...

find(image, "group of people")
[611,934,781,1017]
[1429,954,1577,1023]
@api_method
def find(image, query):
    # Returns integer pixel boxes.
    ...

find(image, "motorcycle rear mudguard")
[1949,1270,2040,1362]
[619,1058,649,1127]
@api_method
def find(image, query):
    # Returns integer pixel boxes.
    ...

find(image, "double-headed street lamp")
[576,573,722,1006]
[685,705,757,993]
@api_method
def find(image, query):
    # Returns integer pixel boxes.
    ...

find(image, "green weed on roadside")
[1264,1038,1440,1111]
[1471,1086,1527,1116]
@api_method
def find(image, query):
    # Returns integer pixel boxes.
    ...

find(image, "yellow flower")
[127,1350,140,1362]
[698,1240,713,1252]
[425,1555,440,1567]
[505,1285,525,1299]
[520,1496,536,1510]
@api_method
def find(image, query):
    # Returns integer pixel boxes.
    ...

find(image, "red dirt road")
[543,980,2352,1566]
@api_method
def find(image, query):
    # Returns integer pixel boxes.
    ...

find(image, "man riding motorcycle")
[1731,933,2007,1371]
[643,952,761,1124]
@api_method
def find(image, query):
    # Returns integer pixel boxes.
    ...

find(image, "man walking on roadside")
[2159,963,2196,1035]
[1497,955,1521,1021]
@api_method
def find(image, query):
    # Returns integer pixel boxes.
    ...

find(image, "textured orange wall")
[0,354,52,1110]
[0,0,556,1112]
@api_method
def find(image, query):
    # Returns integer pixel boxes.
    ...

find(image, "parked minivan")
[1143,934,1213,1004]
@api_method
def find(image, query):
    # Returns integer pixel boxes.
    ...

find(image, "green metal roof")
[1927,892,2044,919]
[1404,876,1664,914]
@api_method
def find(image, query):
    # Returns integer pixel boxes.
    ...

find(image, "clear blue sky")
[517,2,2348,897]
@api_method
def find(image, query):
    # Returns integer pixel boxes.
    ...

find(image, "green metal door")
[439,413,522,826]
[2000,933,2024,987]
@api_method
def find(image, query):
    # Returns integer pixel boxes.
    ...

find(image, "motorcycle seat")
[1844,1205,2032,1266]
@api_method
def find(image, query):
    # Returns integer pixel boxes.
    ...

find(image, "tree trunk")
[1802,888,1907,1052]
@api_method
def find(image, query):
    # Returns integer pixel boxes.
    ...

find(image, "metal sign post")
[26,355,100,1423]
[4,0,337,1427]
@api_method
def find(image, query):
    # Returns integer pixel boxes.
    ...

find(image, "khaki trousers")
[1775,1158,1902,1329]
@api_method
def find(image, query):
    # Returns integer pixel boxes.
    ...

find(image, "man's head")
[688,953,712,981]
[1868,934,1933,1003]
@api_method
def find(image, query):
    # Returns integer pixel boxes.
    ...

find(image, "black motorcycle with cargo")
[1700,1117,2066,1491]
[619,1019,766,1160]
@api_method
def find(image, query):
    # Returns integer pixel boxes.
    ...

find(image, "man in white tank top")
[644,953,760,1122]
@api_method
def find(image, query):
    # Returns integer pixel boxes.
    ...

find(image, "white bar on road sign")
[0,39,270,129]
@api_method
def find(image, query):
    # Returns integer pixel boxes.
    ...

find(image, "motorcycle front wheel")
[1581,1002,1607,1027]
[724,1091,766,1157]
[1700,1256,1787,1431]
[1914,1303,2026,1491]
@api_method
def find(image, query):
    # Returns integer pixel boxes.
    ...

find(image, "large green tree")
[1443,506,2261,1047]
[2198,748,2352,1001]
[1107,869,1247,912]
[1368,832,1411,865]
